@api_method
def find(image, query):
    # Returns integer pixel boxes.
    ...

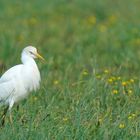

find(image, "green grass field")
[1,0,140,139]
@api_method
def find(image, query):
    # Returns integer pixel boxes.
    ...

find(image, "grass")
[0,0,140,139]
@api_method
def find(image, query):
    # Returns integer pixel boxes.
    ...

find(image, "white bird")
[0,46,45,125]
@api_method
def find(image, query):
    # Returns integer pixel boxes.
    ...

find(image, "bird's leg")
[16,104,19,111]
[8,99,14,125]
[9,111,13,124]
[1,106,9,126]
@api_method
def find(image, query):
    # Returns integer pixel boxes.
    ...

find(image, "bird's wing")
[0,64,23,103]
[0,80,15,103]
[0,64,23,83]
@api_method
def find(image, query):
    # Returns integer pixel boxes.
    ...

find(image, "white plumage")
[0,46,45,125]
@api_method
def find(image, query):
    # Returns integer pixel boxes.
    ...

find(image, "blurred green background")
[0,0,140,139]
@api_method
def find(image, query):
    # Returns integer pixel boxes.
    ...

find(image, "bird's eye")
[29,51,34,55]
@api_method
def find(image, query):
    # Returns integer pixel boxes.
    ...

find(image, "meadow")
[0,0,140,139]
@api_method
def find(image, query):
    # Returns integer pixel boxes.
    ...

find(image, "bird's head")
[22,46,45,61]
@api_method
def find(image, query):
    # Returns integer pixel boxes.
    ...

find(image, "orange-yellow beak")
[35,52,45,61]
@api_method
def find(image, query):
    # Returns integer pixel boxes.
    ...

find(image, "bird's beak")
[35,52,45,61]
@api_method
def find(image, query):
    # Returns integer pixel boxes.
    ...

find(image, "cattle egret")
[0,46,45,125]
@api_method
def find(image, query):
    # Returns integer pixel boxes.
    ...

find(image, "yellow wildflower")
[63,117,68,122]
[96,75,101,79]
[98,118,102,123]
[128,89,132,94]
[117,77,121,80]
[111,76,116,81]
[99,24,107,32]
[108,78,113,83]
[82,70,88,76]
[122,81,127,86]
[135,38,140,45]
[33,97,38,101]
[87,16,96,25]
[128,113,136,120]
[108,15,117,24]
[119,123,125,129]
[53,80,59,85]
[128,115,132,120]
[132,113,136,117]
[130,79,134,83]
[112,89,118,94]
[104,69,109,74]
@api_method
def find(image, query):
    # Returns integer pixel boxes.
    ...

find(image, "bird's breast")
[22,65,41,92]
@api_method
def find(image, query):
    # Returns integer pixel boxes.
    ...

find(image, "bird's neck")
[21,54,37,66]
